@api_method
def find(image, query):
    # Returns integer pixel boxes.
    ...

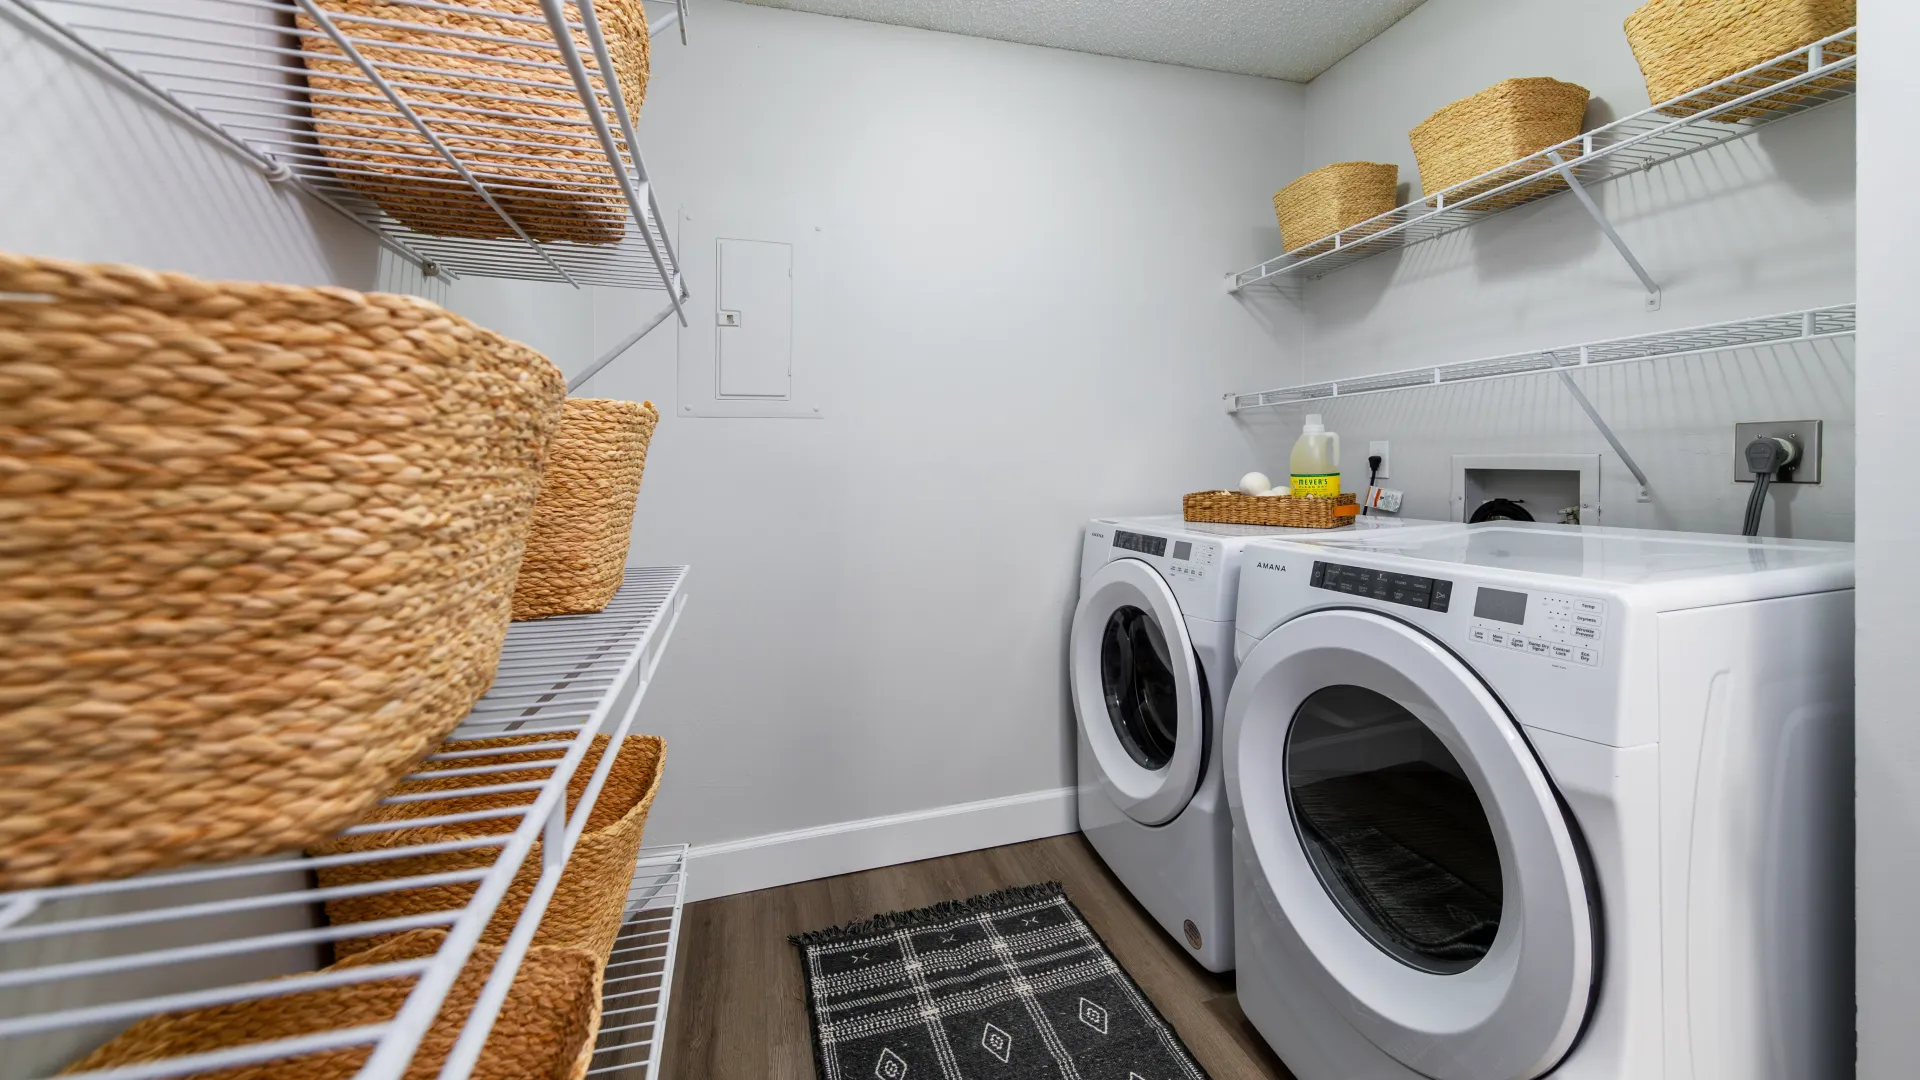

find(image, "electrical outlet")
[1368,441,1390,480]
[1733,420,1822,484]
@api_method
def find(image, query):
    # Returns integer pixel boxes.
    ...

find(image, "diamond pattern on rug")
[791,882,1210,1080]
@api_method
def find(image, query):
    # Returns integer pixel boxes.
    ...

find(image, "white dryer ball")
[1239,472,1272,496]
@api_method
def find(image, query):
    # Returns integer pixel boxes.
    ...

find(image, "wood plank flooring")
[660,834,1296,1079]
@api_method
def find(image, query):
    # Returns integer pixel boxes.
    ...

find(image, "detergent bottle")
[1289,414,1340,497]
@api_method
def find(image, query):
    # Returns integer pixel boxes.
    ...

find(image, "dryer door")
[1225,608,1594,1080]
[1070,558,1207,826]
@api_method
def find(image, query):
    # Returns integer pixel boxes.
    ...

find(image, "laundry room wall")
[1854,2,1919,1074]
[536,1,1305,898]
[1231,0,1856,538]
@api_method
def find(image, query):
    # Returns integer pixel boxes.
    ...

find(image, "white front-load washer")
[1070,513,1446,972]
[1223,522,1854,1080]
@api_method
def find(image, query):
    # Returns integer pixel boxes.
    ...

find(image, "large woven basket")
[312,732,665,965]
[512,398,660,620]
[62,930,602,1080]
[0,253,567,890]
[1625,0,1855,120]
[1184,491,1359,529]
[298,1,650,244]
[1273,162,1399,256]
[1409,78,1590,208]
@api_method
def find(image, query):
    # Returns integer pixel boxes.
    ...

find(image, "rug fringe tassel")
[788,881,1065,947]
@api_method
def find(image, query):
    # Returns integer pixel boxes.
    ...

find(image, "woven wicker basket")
[63,930,602,1080]
[1626,0,1854,120]
[1184,491,1359,529]
[298,1,650,244]
[313,732,664,965]
[512,398,660,620]
[0,253,567,890]
[1409,78,1590,208]
[1273,162,1400,256]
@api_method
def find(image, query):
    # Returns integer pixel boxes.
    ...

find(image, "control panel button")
[1550,644,1573,660]
[1575,647,1598,665]
[1429,580,1453,612]
[1574,612,1602,627]
[1575,599,1603,614]
[1470,626,1489,643]
[1527,639,1552,655]
[1309,562,1326,587]
[1508,635,1528,650]
[1573,625,1598,640]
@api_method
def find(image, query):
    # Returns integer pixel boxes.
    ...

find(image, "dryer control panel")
[1466,587,1607,667]
[1113,529,1216,581]
[1310,560,1454,612]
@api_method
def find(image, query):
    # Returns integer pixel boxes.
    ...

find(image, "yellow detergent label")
[1290,473,1340,497]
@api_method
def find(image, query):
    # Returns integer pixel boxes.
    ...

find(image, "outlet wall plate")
[1734,419,1822,484]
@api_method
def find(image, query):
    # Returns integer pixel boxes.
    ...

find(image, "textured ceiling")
[736,0,1430,82]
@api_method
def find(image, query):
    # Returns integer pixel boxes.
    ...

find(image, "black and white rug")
[791,882,1210,1080]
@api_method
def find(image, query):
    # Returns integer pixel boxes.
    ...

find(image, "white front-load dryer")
[1071,513,1445,972]
[1223,522,1855,1080]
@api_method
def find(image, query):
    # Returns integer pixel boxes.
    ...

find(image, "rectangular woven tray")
[1183,490,1359,528]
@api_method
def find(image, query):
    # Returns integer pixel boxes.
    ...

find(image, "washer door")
[1224,609,1594,1080]
[1070,558,1207,826]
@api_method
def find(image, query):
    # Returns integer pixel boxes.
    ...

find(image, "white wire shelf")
[1232,28,1857,290]
[0,566,689,1080]
[1226,305,1855,412]
[10,0,688,299]
[583,844,687,1080]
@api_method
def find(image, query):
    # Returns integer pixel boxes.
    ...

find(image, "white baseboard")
[684,786,1078,902]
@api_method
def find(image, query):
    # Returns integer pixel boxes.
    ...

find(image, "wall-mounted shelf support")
[1545,149,1661,311]
[1554,366,1654,502]
[569,284,692,392]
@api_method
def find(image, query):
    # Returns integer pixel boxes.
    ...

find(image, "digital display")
[1311,562,1453,612]
[1474,588,1529,625]
[1113,530,1167,557]
[1172,541,1193,562]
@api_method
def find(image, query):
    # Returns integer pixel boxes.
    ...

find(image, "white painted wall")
[1237,0,1856,538]
[559,0,1304,892]
[1854,3,1918,1075]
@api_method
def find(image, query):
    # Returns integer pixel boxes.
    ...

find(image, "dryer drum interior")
[1101,605,1182,770]
[1287,684,1504,974]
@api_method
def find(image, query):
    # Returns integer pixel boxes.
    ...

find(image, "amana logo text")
[1255,562,1288,572]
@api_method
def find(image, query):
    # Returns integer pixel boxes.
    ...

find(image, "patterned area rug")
[791,882,1209,1080]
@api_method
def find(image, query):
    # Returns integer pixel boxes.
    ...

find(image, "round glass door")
[1223,608,1595,1080]
[1101,606,1179,770]
[1070,557,1206,826]
[1287,684,1503,974]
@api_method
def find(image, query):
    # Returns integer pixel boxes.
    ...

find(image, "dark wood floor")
[660,833,1296,1079]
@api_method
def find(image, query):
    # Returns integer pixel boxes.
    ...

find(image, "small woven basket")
[1625,0,1855,120]
[298,1,650,244]
[62,930,603,1080]
[512,398,660,620]
[0,253,567,890]
[1409,78,1590,208]
[1273,162,1399,256]
[1184,491,1359,529]
[312,732,665,965]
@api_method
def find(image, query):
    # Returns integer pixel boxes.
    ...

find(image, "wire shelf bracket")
[7,0,692,313]
[1229,29,1857,297]
[1224,305,1856,504]
[0,567,690,1080]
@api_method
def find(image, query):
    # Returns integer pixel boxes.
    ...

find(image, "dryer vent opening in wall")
[1452,455,1600,526]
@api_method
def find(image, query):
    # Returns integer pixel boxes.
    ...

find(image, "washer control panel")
[1467,587,1606,667]
[1310,561,1454,612]
[1112,530,1216,580]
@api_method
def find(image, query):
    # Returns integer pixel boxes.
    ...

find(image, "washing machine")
[1069,513,1447,971]
[1222,522,1854,1080]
